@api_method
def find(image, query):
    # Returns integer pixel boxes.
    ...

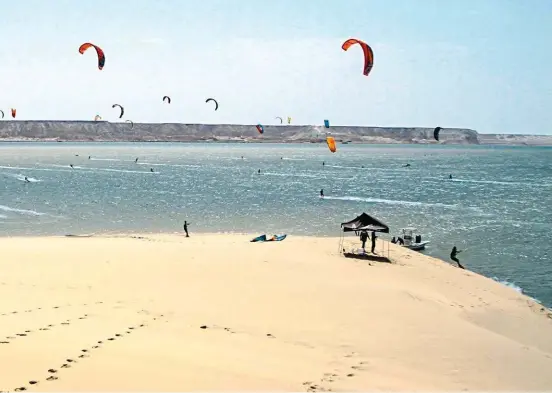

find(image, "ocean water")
[1,142,551,307]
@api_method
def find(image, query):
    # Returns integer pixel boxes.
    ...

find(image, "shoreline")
[2,231,549,311]
[1,232,551,390]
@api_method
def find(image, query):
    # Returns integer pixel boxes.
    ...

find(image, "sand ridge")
[0,233,551,391]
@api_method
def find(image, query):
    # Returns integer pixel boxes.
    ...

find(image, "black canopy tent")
[341,212,390,233]
[338,212,390,258]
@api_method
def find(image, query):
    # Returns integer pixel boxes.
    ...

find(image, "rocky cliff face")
[0,121,483,144]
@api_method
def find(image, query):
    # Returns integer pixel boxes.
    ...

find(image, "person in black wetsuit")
[183,221,190,237]
[320,189,324,198]
[24,176,30,183]
[371,231,377,253]
[360,231,368,251]
[450,246,464,269]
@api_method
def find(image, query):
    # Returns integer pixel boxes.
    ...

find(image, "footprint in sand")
[29,381,38,385]
[16,333,27,337]
[97,341,103,344]
[66,359,75,363]
[46,376,58,381]
[61,364,71,369]
[47,369,57,374]
[0,341,10,344]
[92,345,100,349]
[107,338,115,341]
[14,387,27,391]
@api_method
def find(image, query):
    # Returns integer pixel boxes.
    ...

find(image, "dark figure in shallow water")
[320,189,324,198]
[135,158,139,163]
[183,221,190,237]
[403,163,411,168]
[449,174,453,179]
[322,161,325,166]
[150,168,154,172]
[70,164,74,169]
[258,169,261,174]
[24,176,30,183]
[450,246,464,269]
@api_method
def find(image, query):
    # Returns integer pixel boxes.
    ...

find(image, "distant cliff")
[1,121,551,145]
[0,121,484,144]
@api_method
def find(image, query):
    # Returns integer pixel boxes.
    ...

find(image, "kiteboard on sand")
[250,234,287,242]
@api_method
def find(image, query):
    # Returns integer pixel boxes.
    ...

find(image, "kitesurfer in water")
[183,221,190,237]
[449,174,453,179]
[24,176,30,183]
[322,161,325,166]
[88,156,91,159]
[258,169,261,175]
[403,163,411,168]
[150,168,154,172]
[70,164,74,169]
[320,189,324,198]
[450,246,464,269]
[135,158,138,163]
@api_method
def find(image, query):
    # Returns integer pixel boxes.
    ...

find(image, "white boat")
[399,228,429,251]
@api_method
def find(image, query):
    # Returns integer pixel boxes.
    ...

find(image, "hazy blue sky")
[0,0,550,134]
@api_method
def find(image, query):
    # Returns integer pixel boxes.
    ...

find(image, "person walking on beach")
[360,231,368,251]
[371,231,377,254]
[450,246,464,269]
[183,221,190,237]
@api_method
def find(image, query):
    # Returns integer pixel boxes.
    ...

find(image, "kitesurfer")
[24,176,30,183]
[449,174,453,179]
[403,163,411,168]
[88,156,91,159]
[258,169,261,175]
[320,189,324,198]
[70,164,74,169]
[183,221,190,237]
[150,168,154,172]
[135,158,139,163]
[450,246,464,269]
[322,161,325,166]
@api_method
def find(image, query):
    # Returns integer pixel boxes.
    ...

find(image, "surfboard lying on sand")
[250,234,287,242]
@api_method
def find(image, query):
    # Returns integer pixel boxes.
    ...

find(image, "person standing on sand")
[450,246,464,269]
[360,231,368,251]
[371,231,377,253]
[183,221,190,237]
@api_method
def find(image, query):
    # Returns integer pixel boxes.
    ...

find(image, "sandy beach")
[0,233,551,391]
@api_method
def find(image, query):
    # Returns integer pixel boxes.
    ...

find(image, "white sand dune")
[0,234,551,391]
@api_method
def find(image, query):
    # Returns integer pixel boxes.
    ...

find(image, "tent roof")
[340,212,390,233]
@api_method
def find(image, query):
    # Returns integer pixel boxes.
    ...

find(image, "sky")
[0,0,551,134]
